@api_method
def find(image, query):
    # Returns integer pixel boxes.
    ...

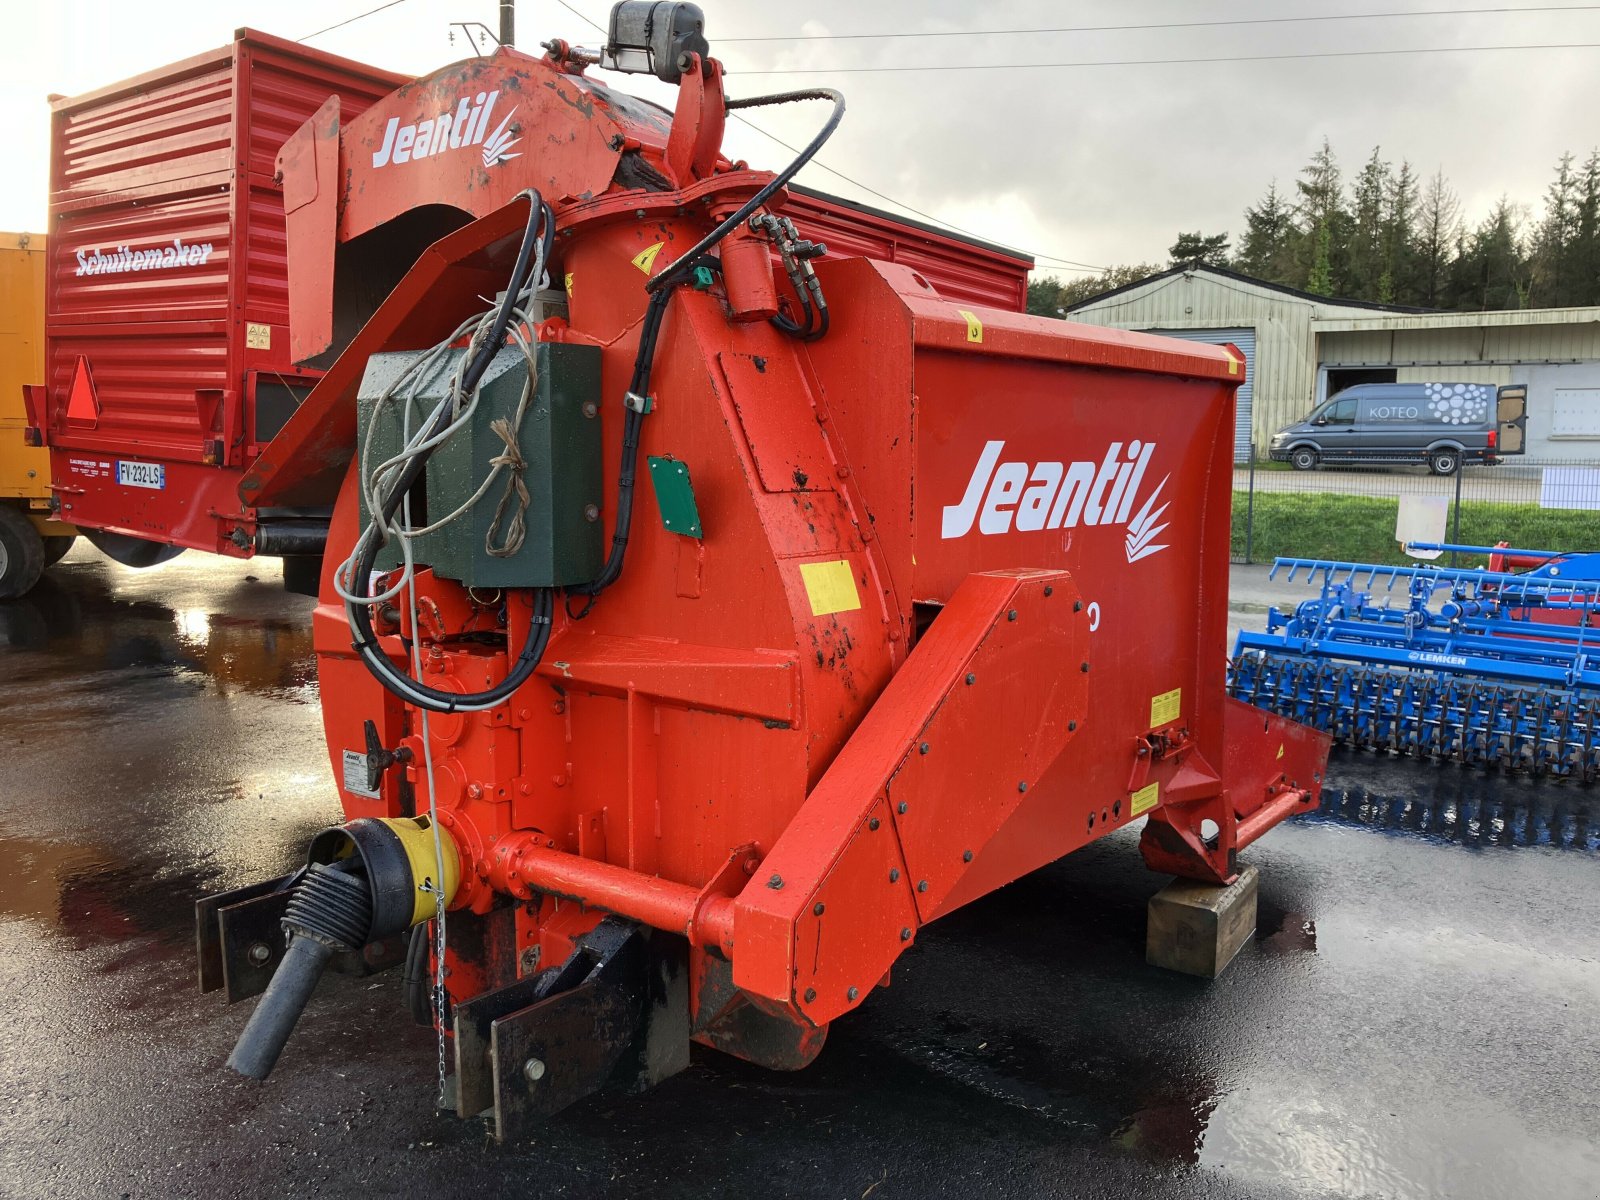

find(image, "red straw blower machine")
[197,3,1330,1139]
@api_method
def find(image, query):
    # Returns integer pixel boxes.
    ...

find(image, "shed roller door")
[1148,328,1255,463]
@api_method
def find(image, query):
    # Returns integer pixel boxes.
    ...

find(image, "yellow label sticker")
[1227,351,1240,375]
[957,309,983,343]
[1150,687,1181,728]
[1276,742,1285,760]
[799,559,862,617]
[1131,781,1160,817]
[245,322,271,350]
[564,272,574,296]
[631,242,665,275]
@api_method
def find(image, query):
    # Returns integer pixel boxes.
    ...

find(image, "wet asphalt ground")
[1,550,1597,1200]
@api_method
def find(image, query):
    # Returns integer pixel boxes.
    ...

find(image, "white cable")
[335,280,545,610]
[396,397,451,1109]
[340,199,549,1097]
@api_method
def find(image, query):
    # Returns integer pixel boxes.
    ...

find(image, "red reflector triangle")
[67,357,98,425]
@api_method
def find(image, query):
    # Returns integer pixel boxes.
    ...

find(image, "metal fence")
[1232,448,1600,565]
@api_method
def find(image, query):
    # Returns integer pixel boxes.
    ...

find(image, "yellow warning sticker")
[1276,742,1285,760]
[1150,687,1182,728]
[799,559,862,617]
[957,309,984,343]
[246,322,271,350]
[1131,781,1160,817]
[631,242,665,275]
[564,272,574,296]
[1226,350,1240,375]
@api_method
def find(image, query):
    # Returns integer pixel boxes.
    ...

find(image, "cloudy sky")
[4,1,1598,276]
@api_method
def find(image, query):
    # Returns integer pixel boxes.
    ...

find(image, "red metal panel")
[48,321,229,458]
[780,187,1033,313]
[239,39,409,325]
[239,39,408,182]
[49,190,233,325]
[732,569,1088,1025]
[53,459,251,554]
[50,54,236,211]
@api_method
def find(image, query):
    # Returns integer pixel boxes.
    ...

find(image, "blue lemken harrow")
[1229,545,1600,779]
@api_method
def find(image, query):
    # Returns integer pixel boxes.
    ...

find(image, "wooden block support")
[1146,865,1259,979]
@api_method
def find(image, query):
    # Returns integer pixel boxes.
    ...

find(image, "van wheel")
[0,507,46,599]
[1290,447,1318,471]
[1429,451,1459,475]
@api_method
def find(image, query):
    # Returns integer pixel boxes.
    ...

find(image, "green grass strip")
[1232,492,1600,565]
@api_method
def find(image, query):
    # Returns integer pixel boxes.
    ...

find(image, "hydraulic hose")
[572,88,845,609]
[646,88,845,297]
[403,921,434,1026]
[227,862,373,1080]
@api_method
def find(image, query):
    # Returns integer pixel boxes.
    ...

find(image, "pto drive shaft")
[227,861,373,1079]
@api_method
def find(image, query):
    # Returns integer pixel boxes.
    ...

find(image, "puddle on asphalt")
[1256,900,1317,955]
[0,570,316,701]
[1308,780,1596,851]
[0,830,217,951]
[1110,1080,1218,1164]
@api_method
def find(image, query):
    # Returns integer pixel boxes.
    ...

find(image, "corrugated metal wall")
[1397,365,1513,385]
[787,188,1033,313]
[1320,323,1600,367]
[1071,269,1600,456]
[1146,327,1255,461]
[1068,271,1374,452]
[46,35,402,464]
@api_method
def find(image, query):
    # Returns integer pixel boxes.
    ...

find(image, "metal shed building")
[1066,264,1600,461]
[1066,265,1413,460]
[1314,308,1600,459]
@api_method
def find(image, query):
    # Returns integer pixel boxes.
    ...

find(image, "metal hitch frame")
[195,874,406,1003]
[452,917,688,1142]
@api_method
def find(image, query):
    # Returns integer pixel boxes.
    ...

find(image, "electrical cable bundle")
[344,87,846,706]
[337,190,556,714]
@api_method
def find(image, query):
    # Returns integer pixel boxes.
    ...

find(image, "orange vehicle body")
[221,31,1327,1130]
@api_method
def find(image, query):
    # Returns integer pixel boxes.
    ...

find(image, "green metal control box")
[355,342,603,588]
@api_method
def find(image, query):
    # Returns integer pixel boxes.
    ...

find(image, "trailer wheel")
[281,556,321,598]
[0,507,46,599]
[1290,447,1318,471]
[41,534,77,568]
[1428,450,1459,476]
[83,529,186,568]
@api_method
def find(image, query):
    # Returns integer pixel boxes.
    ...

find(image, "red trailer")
[27,31,405,576]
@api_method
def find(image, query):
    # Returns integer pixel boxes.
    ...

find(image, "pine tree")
[1347,147,1392,301]
[1235,181,1297,282]
[1531,152,1580,306]
[1415,169,1462,308]
[1042,140,1600,316]
[1169,231,1231,267]
[1451,198,1528,311]
[1305,224,1334,296]
[1574,149,1600,306]
[1293,139,1351,295]
[1382,162,1419,304]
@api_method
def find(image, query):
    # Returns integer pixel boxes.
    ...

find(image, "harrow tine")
[1236,553,1600,780]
